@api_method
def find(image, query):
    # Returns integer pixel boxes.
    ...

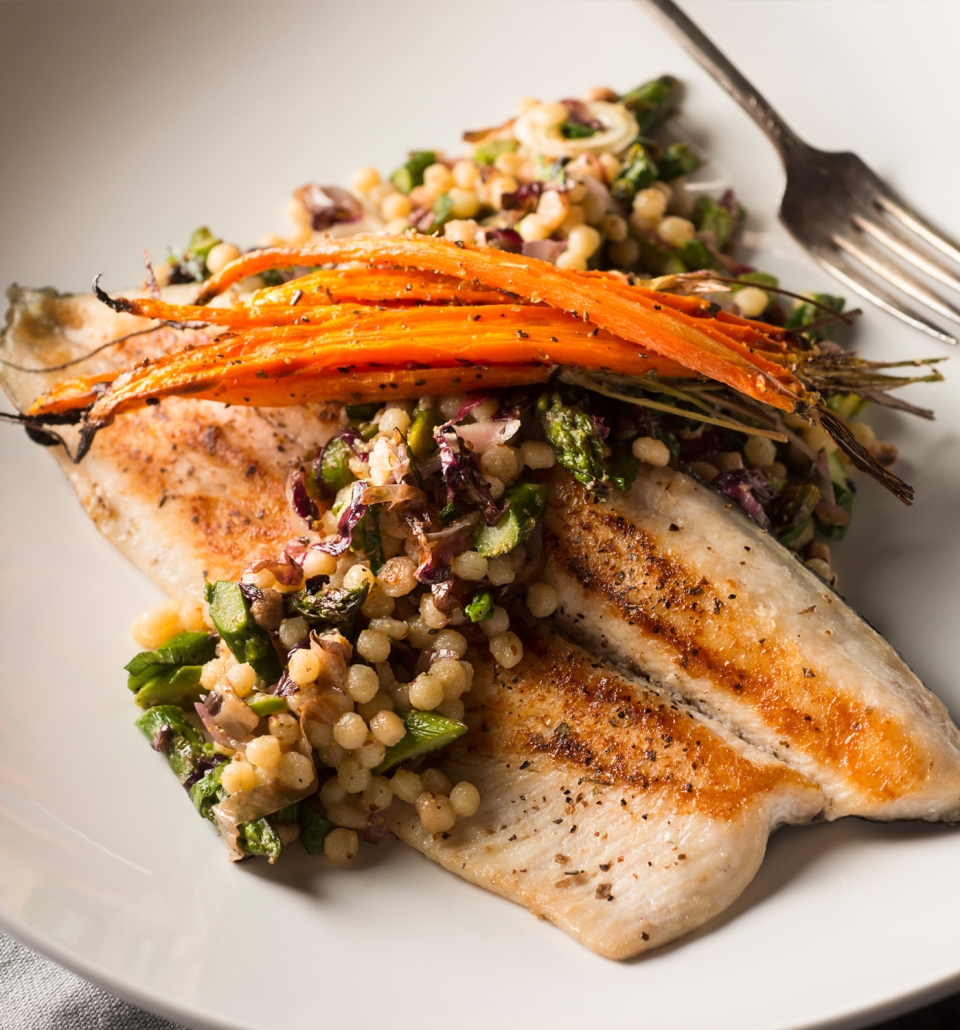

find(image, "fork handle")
[639,0,807,161]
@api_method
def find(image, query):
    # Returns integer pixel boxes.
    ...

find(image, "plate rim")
[4,899,960,1030]
[3,4,960,1027]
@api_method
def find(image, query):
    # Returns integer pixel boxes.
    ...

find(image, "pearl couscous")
[125,74,901,869]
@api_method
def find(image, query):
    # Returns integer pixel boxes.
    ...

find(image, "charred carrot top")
[194,234,809,412]
[29,305,696,419]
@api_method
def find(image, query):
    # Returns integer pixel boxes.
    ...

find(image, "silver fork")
[642,0,960,345]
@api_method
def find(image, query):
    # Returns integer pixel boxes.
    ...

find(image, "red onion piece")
[294,183,363,231]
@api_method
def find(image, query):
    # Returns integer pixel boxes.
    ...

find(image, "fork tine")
[854,214,960,295]
[813,250,958,346]
[832,232,960,326]
[876,194,960,267]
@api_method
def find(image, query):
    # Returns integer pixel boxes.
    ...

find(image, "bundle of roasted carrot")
[26,233,924,500]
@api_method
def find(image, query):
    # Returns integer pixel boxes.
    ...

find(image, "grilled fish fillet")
[1,287,339,599]
[1,285,951,956]
[543,468,960,822]
[392,623,822,958]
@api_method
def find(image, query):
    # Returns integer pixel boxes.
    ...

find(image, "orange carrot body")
[101,297,375,329]
[29,304,694,419]
[195,234,805,411]
[251,267,516,306]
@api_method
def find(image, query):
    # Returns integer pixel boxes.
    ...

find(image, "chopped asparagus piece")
[344,403,379,424]
[374,711,468,775]
[427,192,455,234]
[207,580,282,685]
[560,120,599,139]
[137,705,283,860]
[827,450,851,487]
[465,589,494,623]
[125,630,216,693]
[772,484,821,534]
[634,234,687,276]
[785,293,846,341]
[136,705,210,788]
[238,817,283,861]
[619,75,680,133]
[136,705,193,739]
[134,664,206,709]
[675,238,715,272]
[777,517,813,551]
[407,406,440,458]
[473,138,517,165]
[473,482,547,558]
[300,802,336,854]
[390,150,437,194]
[825,392,866,422]
[693,196,735,251]
[610,141,659,206]
[186,226,220,262]
[189,761,226,820]
[537,390,608,496]
[656,142,701,182]
[247,694,288,717]
[318,435,357,497]
[290,582,369,625]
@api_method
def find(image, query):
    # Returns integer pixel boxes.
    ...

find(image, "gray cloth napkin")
[0,933,187,1030]
[3,930,958,1029]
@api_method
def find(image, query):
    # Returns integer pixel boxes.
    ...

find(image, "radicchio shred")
[287,467,320,525]
[479,227,523,253]
[311,481,368,555]
[294,183,363,231]
[434,424,505,526]
[714,468,778,529]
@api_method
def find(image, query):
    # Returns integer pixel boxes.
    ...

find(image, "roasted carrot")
[96,293,383,329]
[250,267,516,307]
[194,234,808,411]
[25,370,118,416]
[29,304,696,419]
[100,361,552,413]
[568,272,798,382]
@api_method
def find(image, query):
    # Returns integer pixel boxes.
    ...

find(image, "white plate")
[2,3,960,1028]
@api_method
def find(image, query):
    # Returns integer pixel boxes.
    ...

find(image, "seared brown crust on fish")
[4,286,955,958]
[55,398,338,600]
[1,287,339,599]
[543,469,960,821]
[392,624,822,958]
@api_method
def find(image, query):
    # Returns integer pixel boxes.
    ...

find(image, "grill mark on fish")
[87,402,299,578]
[545,510,926,803]
[545,471,960,818]
[465,625,814,819]
[392,624,822,958]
